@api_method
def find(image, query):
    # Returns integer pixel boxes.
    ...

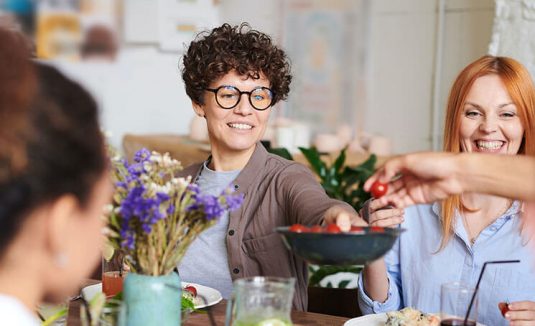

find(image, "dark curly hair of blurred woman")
[181,22,292,106]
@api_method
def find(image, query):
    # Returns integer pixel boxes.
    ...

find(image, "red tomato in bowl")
[370,181,388,198]
[350,226,364,232]
[370,226,385,232]
[289,224,307,233]
[326,224,341,233]
[309,225,324,233]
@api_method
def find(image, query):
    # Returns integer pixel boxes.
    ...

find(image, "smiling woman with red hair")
[359,55,535,326]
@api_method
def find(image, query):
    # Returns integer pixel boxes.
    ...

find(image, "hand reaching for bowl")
[501,301,535,325]
[360,199,404,228]
[323,205,367,232]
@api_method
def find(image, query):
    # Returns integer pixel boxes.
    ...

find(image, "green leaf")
[268,147,294,161]
[181,295,195,311]
[298,147,327,177]
[333,148,347,174]
[356,154,377,171]
[338,280,351,289]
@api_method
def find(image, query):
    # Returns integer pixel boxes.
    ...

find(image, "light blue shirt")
[358,201,535,326]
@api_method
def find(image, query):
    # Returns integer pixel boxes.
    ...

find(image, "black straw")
[463,260,520,324]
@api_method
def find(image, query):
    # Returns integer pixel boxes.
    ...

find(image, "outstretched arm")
[364,152,535,208]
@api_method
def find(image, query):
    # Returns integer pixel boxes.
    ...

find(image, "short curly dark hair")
[181,22,292,106]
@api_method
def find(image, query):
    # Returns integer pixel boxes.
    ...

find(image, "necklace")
[462,199,512,245]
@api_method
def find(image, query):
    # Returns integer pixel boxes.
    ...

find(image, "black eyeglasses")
[205,85,274,111]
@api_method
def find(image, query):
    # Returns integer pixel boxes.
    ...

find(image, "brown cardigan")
[178,143,355,310]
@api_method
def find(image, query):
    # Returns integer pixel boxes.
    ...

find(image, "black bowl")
[276,226,404,265]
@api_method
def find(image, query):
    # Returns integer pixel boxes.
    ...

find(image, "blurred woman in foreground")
[0,28,111,324]
[359,56,535,325]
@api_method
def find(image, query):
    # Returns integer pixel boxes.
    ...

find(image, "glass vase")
[123,272,181,326]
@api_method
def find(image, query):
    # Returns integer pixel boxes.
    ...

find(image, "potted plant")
[105,148,243,326]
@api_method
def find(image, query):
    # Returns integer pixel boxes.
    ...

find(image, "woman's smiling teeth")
[228,123,253,130]
[476,140,504,150]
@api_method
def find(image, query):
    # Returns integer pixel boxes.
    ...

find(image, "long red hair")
[440,55,535,248]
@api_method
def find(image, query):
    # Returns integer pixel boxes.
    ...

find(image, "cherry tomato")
[498,302,509,317]
[350,226,364,232]
[370,226,385,232]
[370,181,388,198]
[309,225,324,233]
[326,223,341,233]
[289,224,307,233]
[184,285,197,297]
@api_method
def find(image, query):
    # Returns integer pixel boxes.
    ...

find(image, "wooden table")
[67,281,349,326]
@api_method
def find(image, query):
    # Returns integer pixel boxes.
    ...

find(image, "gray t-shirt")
[177,161,240,299]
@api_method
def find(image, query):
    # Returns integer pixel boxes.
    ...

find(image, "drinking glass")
[440,282,478,326]
[225,276,295,326]
[80,299,126,326]
[102,247,124,298]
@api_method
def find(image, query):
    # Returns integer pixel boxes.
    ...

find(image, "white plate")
[81,281,222,309]
[344,313,387,326]
[344,313,485,326]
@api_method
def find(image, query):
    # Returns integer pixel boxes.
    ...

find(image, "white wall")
[363,0,494,153]
[51,0,495,153]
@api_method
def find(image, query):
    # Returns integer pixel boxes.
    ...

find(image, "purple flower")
[225,193,244,211]
[133,148,151,163]
[118,183,170,250]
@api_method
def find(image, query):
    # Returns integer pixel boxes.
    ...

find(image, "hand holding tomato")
[500,300,535,323]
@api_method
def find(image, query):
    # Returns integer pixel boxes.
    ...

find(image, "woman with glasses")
[177,23,365,310]
[358,56,535,325]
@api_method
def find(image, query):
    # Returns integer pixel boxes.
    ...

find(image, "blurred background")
[1,0,533,155]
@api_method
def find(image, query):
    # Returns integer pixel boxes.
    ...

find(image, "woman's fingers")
[506,301,535,324]
[369,216,404,228]
[368,206,404,220]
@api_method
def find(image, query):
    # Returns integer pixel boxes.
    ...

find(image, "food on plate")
[184,285,197,297]
[370,181,388,198]
[385,307,440,326]
[182,284,202,309]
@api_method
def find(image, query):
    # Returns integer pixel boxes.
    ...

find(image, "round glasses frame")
[205,85,274,111]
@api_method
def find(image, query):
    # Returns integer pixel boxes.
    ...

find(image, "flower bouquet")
[104,148,243,325]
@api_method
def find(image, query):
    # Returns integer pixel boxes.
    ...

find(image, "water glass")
[440,282,478,326]
[225,276,295,326]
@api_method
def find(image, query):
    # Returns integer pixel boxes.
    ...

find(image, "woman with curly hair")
[177,23,365,310]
